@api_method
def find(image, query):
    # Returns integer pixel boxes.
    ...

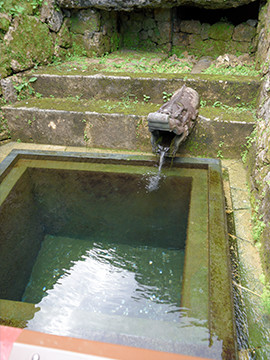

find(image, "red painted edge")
[15,328,213,360]
[0,326,22,360]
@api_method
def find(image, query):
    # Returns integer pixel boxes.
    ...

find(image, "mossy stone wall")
[5,15,54,72]
[172,18,257,57]
[0,1,261,78]
[249,0,270,283]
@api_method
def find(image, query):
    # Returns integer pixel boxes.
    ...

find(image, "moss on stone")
[6,15,54,72]
[110,32,120,52]
[0,17,10,32]
[70,33,87,56]
[200,105,256,123]
[57,21,72,49]
[0,44,12,78]
[70,9,100,35]
[122,29,140,49]
[13,97,161,115]
[175,37,238,58]
[209,22,234,41]
[232,40,250,54]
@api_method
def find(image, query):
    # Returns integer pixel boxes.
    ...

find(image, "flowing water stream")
[146,146,170,192]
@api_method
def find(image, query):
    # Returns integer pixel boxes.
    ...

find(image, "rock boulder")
[58,0,258,10]
[4,16,54,72]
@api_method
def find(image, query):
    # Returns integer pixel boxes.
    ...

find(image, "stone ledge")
[28,72,261,107]
[3,105,255,158]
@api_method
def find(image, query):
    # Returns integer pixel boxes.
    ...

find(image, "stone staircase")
[2,63,260,158]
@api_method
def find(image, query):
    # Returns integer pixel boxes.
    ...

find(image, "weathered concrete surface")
[58,0,258,10]
[3,107,143,150]
[28,73,261,106]
[3,105,255,157]
[223,159,270,359]
[179,115,255,158]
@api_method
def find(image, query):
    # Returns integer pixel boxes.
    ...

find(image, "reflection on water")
[23,236,222,357]
[23,236,184,322]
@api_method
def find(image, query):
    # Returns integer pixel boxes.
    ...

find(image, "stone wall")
[172,18,257,57]
[68,8,118,57]
[119,8,172,52]
[249,1,270,283]
[117,8,257,56]
[0,0,261,79]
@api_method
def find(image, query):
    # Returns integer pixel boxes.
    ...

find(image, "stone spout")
[147,85,200,156]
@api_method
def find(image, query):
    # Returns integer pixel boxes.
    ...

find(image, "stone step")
[3,98,255,158]
[27,71,261,107]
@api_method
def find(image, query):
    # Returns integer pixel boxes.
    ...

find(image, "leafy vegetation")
[241,128,257,164]
[34,48,262,79]
[14,76,37,100]
[98,52,193,74]
[212,100,256,115]
[217,141,224,159]
[203,63,261,77]
[162,91,173,103]
[0,0,43,17]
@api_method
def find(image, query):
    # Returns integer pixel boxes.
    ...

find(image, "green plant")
[162,91,173,103]
[84,130,89,142]
[213,100,222,108]
[9,5,25,17]
[202,63,261,77]
[217,141,224,159]
[119,92,138,109]
[143,94,151,103]
[14,77,37,99]
[54,3,60,11]
[200,99,207,108]
[98,52,109,64]
[241,128,257,164]
[50,55,63,67]
[211,100,256,118]
[30,0,43,13]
